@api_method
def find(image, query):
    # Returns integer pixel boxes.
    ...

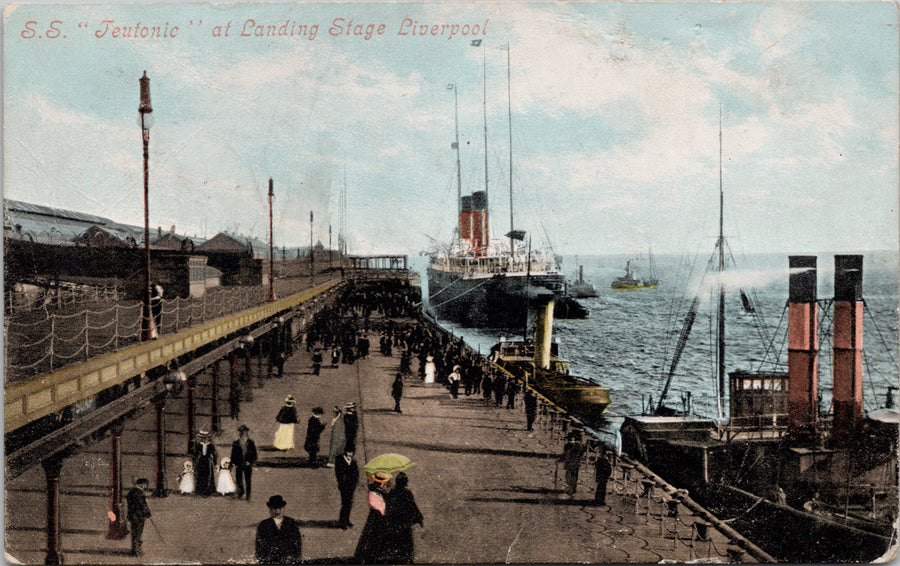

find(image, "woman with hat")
[354,472,393,564]
[190,428,218,496]
[274,396,299,451]
[304,407,326,467]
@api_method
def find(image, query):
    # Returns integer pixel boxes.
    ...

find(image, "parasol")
[362,453,415,475]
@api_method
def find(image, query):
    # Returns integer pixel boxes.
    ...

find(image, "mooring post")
[42,456,64,564]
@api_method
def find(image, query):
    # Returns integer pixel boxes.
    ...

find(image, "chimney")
[533,297,554,371]
[787,256,819,443]
[832,255,864,444]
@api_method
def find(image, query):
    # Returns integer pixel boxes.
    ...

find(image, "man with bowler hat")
[230,424,258,501]
[255,495,303,564]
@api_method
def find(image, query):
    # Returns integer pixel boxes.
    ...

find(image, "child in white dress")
[216,457,237,496]
[177,460,195,495]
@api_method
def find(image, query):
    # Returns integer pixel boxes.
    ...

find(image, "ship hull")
[427,264,586,327]
[494,359,610,422]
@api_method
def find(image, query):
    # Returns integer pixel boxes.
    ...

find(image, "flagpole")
[451,84,462,247]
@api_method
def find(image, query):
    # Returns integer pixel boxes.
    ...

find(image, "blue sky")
[3,1,898,256]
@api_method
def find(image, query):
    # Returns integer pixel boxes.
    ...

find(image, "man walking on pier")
[335,449,359,529]
[392,373,404,413]
[524,389,538,432]
[593,449,613,505]
[231,425,258,501]
[126,478,151,556]
[560,431,585,497]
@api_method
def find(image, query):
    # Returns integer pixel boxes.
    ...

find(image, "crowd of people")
[123,280,615,564]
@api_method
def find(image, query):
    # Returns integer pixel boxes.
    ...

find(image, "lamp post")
[139,71,157,341]
[310,210,314,287]
[267,178,275,302]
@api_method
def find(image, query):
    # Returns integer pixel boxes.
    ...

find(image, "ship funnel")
[787,256,819,444]
[471,191,488,258]
[533,297,554,370]
[832,255,864,444]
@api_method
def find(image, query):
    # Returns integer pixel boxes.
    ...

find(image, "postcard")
[4,1,898,564]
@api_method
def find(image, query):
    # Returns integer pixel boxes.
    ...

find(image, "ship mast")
[452,84,463,248]
[505,44,515,258]
[480,41,490,248]
[716,105,726,421]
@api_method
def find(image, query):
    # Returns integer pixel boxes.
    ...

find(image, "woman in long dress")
[177,460,195,495]
[273,395,298,450]
[384,472,424,564]
[326,406,346,468]
[216,457,237,496]
[423,356,436,385]
[354,473,392,564]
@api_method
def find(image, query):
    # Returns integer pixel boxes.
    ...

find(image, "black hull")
[427,266,586,329]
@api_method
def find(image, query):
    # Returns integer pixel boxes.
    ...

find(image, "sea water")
[413,252,899,440]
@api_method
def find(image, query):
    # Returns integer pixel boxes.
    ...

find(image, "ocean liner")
[427,45,585,329]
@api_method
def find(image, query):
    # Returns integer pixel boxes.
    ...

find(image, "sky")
[3,1,898,257]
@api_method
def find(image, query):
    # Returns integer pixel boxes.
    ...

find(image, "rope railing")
[5,275,345,382]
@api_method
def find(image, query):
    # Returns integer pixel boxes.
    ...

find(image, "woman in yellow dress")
[273,395,298,450]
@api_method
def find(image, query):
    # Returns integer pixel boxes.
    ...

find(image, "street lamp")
[267,178,275,302]
[139,71,157,341]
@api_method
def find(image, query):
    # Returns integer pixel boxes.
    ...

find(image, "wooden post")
[186,376,195,452]
[42,456,64,564]
[210,360,220,434]
[154,397,168,497]
[106,421,128,539]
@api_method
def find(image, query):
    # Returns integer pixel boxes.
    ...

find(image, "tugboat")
[427,45,586,329]
[490,296,610,423]
[619,114,898,562]
[611,250,659,290]
[567,264,598,298]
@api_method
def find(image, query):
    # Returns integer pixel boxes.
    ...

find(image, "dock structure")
[5,272,769,564]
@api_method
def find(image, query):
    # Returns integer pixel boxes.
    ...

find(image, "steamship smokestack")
[832,255,864,444]
[471,191,488,258]
[533,297,554,371]
[787,256,819,443]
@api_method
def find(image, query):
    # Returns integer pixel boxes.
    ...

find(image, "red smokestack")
[832,255,864,444]
[471,191,488,258]
[787,256,818,443]
[459,195,473,250]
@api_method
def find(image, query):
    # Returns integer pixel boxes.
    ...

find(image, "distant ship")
[567,264,598,298]
[610,255,659,290]
[427,46,585,328]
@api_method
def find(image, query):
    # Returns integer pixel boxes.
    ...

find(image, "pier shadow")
[6,526,107,536]
[256,457,305,469]
[466,496,598,507]
[370,440,557,460]
[304,556,358,564]
[297,519,344,529]
[60,548,135,557]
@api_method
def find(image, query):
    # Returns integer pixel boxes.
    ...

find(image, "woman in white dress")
[273,395,298,450]
[177,460,195,495]
[216,457,237,496]
[424,355,436,384]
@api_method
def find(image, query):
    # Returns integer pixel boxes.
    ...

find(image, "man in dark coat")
[560,431,586,497]
[126,478,152,556]
[593,450,614,505]
[506,379,519,409]
[344,402,359,450]
[391,373,404,413]
[255,495,303,565]
[524,389,538,432]
[304,407,326,467]
[335,449,359,529]
[230,424,258,501]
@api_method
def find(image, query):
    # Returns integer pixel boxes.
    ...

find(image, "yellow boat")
[489,298,610,422]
